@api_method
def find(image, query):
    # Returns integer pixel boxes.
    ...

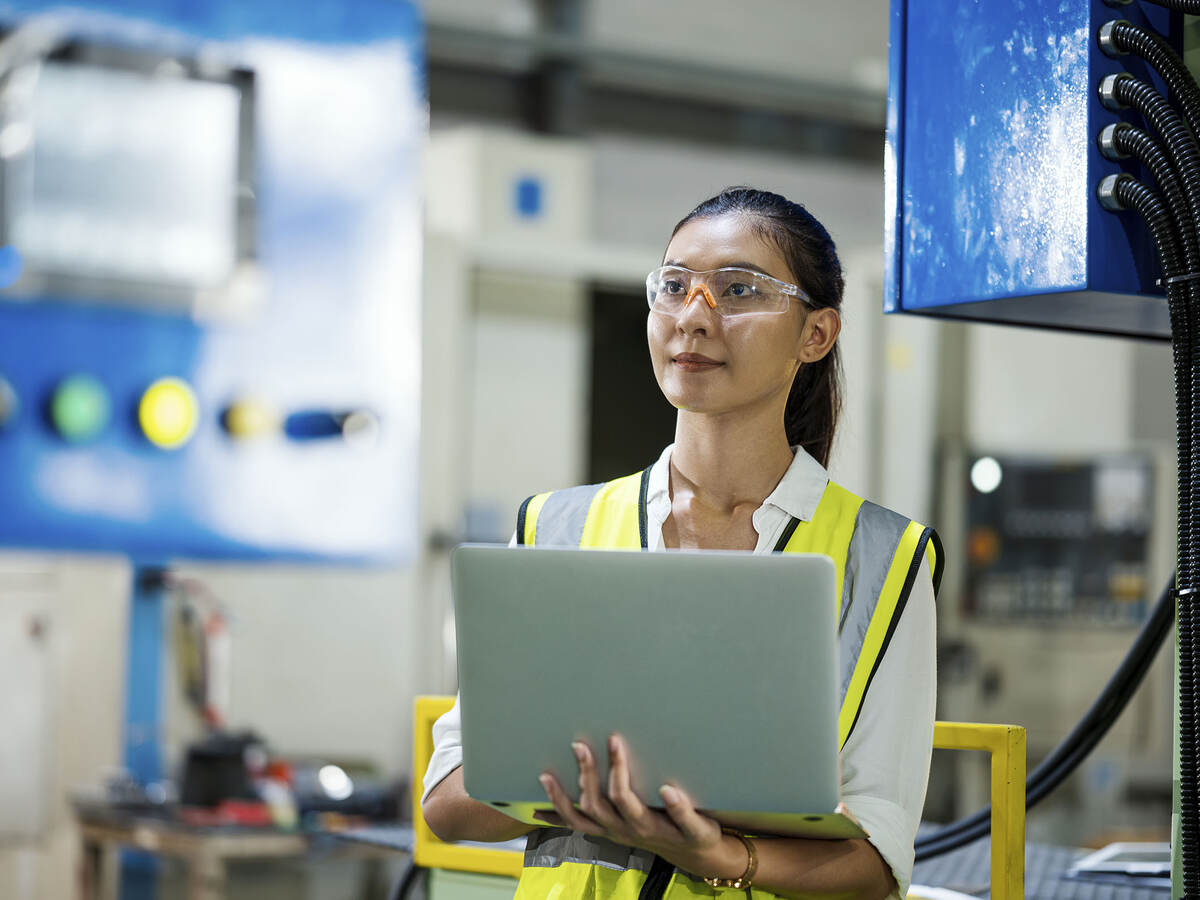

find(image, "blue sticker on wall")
[515,176,543,219]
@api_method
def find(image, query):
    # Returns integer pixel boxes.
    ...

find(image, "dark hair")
[668,187,845,468]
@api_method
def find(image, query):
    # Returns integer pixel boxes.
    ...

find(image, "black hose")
[1102,27,1200,890]
[1108,75,1200,261]
[1106,123,1191,260]
[915,570,1176,860]
[1112,173,1184,271]
[1100,112,1200,586]
[1101,27,1200,587]
[1103,24,1200,576]
[1136,0,1200,14]
[1105,21,1200,141]
[1106,71,1198,581]
[389,861,426,900]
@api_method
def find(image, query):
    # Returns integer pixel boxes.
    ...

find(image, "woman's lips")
[673,352,723,372]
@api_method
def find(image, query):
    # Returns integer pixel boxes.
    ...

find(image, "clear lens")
[646,266,795,316]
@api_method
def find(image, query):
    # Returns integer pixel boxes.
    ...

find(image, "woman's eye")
[726,282,756,298]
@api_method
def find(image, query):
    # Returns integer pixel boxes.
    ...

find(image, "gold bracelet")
[703,826,758,890]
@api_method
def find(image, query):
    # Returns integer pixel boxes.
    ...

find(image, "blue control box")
[885,0,1177,338]
[0,0,423,561]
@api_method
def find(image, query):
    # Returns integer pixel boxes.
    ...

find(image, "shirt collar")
[646,443,829,523]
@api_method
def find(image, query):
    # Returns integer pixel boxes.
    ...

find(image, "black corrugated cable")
[1101,74,1200,268]
[1097,125,1198,615]
[1099,25,1200,580]
[1100,72,1198,585]
[1098,28,1200,889]
[1136,0,1200,15]
[1100,21,1200,143]
[1101,122,1191,258]
[1099,121,1198,352]
[1097,25,1200,580]
[1102,131,1200,887]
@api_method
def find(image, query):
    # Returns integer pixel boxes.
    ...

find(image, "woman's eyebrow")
[663,259,774,276]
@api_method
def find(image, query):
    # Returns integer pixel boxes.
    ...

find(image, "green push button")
[50,375,110,443]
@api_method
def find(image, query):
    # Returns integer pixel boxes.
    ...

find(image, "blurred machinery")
[934,447,1175,847]
[0,0,424,891]
[0,4,423,562]
[963,455,1156,625]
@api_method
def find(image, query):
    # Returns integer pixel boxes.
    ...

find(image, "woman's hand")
[535,734,745,879]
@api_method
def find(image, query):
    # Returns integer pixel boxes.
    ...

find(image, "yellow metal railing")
[923,722,1027,900]
[413,697,1027,898]
[412,696,523,878]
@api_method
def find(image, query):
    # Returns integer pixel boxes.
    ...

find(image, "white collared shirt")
[423,445,936,899]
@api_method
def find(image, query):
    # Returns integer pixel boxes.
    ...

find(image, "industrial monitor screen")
[0,48,256,317]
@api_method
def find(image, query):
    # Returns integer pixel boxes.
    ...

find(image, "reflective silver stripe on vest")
[837,500,911,704]
[533,483,604,547]
[525,827,659,874]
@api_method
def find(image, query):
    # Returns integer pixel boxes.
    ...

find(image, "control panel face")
[0,1,423,561]
[964,454,1154,624]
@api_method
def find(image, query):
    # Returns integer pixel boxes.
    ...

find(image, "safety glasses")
[645,265,812,318]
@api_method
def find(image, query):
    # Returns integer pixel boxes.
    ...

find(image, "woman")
[422,187,941,900]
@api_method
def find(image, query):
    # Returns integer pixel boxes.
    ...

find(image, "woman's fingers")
[572,741,622,830]
[539,772,601,834]
[606,735,652,827]
[658,784,716,844]
[542,738,716,852]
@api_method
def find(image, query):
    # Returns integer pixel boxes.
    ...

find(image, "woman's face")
[648,213,838,421]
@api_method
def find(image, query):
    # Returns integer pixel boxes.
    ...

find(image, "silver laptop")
[451,544,866,840]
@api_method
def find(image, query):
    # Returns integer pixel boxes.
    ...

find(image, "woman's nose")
[677,284,717,333]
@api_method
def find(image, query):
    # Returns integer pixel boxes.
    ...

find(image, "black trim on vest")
[516,495,534,546]
[637,854,676,900]
[772,517,801,553]
[638,466,652,550]
[929,528,946,595]
[841,526,934,747]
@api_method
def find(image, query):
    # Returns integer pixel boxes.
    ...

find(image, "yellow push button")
[138,377,198,449]
[221,399,280,440]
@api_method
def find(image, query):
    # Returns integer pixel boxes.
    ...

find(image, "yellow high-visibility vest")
[513,466,944,900]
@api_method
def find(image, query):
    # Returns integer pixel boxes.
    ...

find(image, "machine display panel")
[0,1,423,562]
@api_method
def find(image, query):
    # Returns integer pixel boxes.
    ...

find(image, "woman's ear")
[798,307,841,363]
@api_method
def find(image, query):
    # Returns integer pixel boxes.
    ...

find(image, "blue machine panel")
[0,0,423,561]
[886,0,1175,338]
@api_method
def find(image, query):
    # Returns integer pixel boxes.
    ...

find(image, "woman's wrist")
[668,832,749,881]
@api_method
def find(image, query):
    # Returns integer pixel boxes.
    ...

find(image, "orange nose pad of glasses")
[684,284,717,309]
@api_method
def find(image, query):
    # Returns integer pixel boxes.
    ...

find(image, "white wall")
[590,133,884,255]
[584,0,889,92]
[0,553,128,900]
[424,0,891,95]
[967,325,1137,454]
[466,270,590,540]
